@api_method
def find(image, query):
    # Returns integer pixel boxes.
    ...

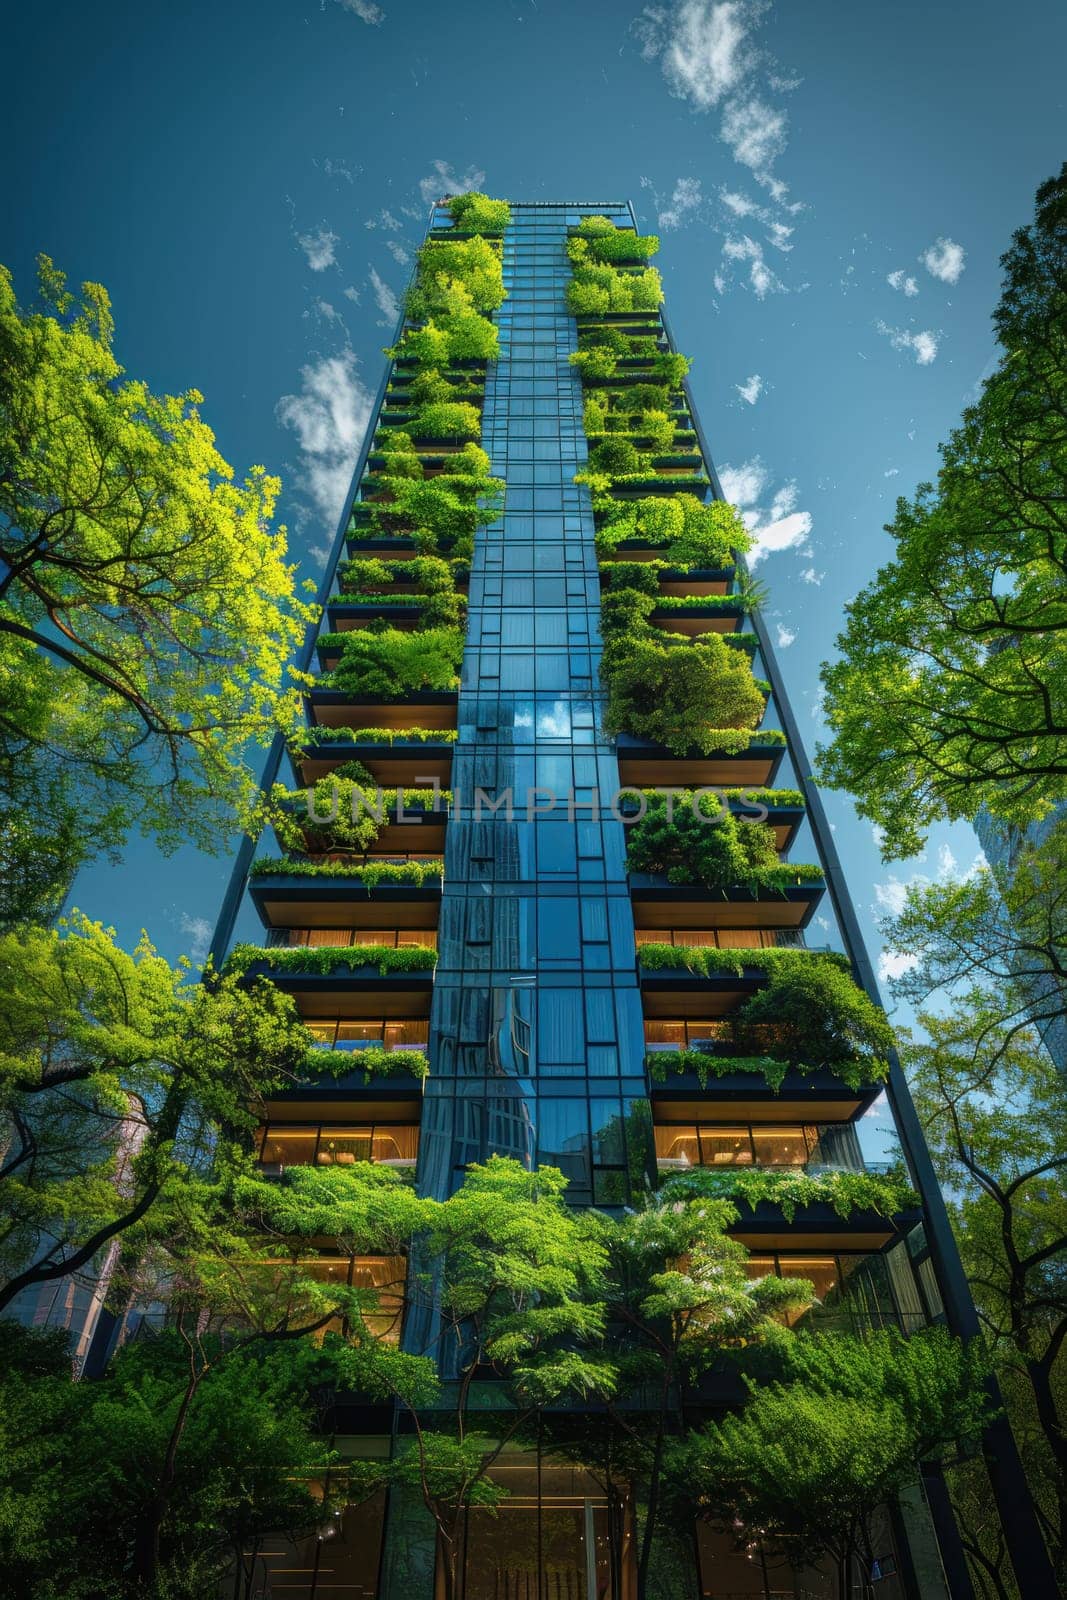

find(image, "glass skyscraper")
[207,199,1036,1600]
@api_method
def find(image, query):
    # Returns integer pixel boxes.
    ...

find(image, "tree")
[0,257,315,886]
[884,818,1067,1074]
[682,1330,995,1598]
[0,1310,371,1598]
[895,999,1067,1582]
[596,1190,813,1600]
[817,165,1067,857]
[0,913,314,1315]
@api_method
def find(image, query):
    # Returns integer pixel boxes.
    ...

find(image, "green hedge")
[645,1049,884,1094]
[637,944,851,978]
[295,727,458,746]
[250,857,444,885]
[446,192,512,233]
[658,1166,917,1221]
[306,1044,431,1082]
[226,944,438,977]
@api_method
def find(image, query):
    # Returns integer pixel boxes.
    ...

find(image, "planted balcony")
[293,726,458,786]
[658,1165,920,1251]
[625,804,825,929]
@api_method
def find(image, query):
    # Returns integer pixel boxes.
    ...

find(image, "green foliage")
[729,952,896,1071]
[409,400,482,440]
[681,1330,995,1579]
[444,192,512,233]
[296,724,458,745]
[601,631,766,755]
[321,625,464,697]
[566,261,663,315]
[636,943,851,978]
[263,773,390,853]
[406,236,506,321]
[0,257,316,878]
[569,230,660,264]
[596,494,749,565]
[589,435,641,475]
[250,856,443,885]
[225,942,438,976]
[897,988,1067,1572]
[817,164,1067,855]
[0,914,313,1314]
[306,1044,430,1081]
[660,1165,918,1221]
[339,554,457,595]
[646,1048,886,1094]
[626,806,793,889]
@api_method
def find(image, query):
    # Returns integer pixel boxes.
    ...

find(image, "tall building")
[210,199,1025,1600]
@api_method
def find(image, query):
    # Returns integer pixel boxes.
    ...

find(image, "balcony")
[249,868,443,932]
[638,943,847,1019]
[226,943,437,1019]
[305,687,458,734]
[615,731,786,789]
[659,1163,920,1253]
[295,734,456,788]
[630,871,825,931]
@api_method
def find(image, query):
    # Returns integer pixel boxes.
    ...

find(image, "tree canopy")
[0,256,315,897]
[817,165,1067,857]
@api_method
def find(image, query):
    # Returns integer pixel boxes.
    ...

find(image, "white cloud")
[736,373,763,405]
[873,876,912,917]
[369,267,399,323]
[878,949,919,984]
[418,160,486,206]
[297,228,340,272]
[800,566,824,585]
[636,2,790,181]
[877,320,939,365]
[636,1,754,108]
[276,350,373,530]
[720,95,787,172]
[722,234,785,298]
[343,285,361,303]
[719,456,813,565]
[336,0,384,22]
[775,623,796,648]
[179,914,212,963]
[657,176,703,230]
[921,236,966,285]
[884,467,899,477]
[887,269,919,297]
[387,240,411,265]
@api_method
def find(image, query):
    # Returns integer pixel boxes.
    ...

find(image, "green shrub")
[410,401,482,440]
[446,192,511,233]
[295,725,458,746]
[596,495,750,566]
[339,556,457,596]
[406,236,506,320]
[308,1043,431,1081]
[728,955,896,1070]
[636,944,851,978]
[625,808,785,888]
[322,626,464,698]
[589,436,641,475]
[570,347,619,380]
[601,632,766,754]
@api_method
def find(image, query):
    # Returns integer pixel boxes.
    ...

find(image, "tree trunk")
[129,1359,204,1587]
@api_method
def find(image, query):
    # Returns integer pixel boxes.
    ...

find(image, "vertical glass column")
[417,204,649,1206]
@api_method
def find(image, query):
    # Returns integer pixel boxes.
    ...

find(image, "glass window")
[260,1127,318,1167]
[654,1125,699,1165]
[751,1127,813,1167]
[699,1127,754,1165]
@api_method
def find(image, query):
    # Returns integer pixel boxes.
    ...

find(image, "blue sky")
[2,0,1065,1015]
